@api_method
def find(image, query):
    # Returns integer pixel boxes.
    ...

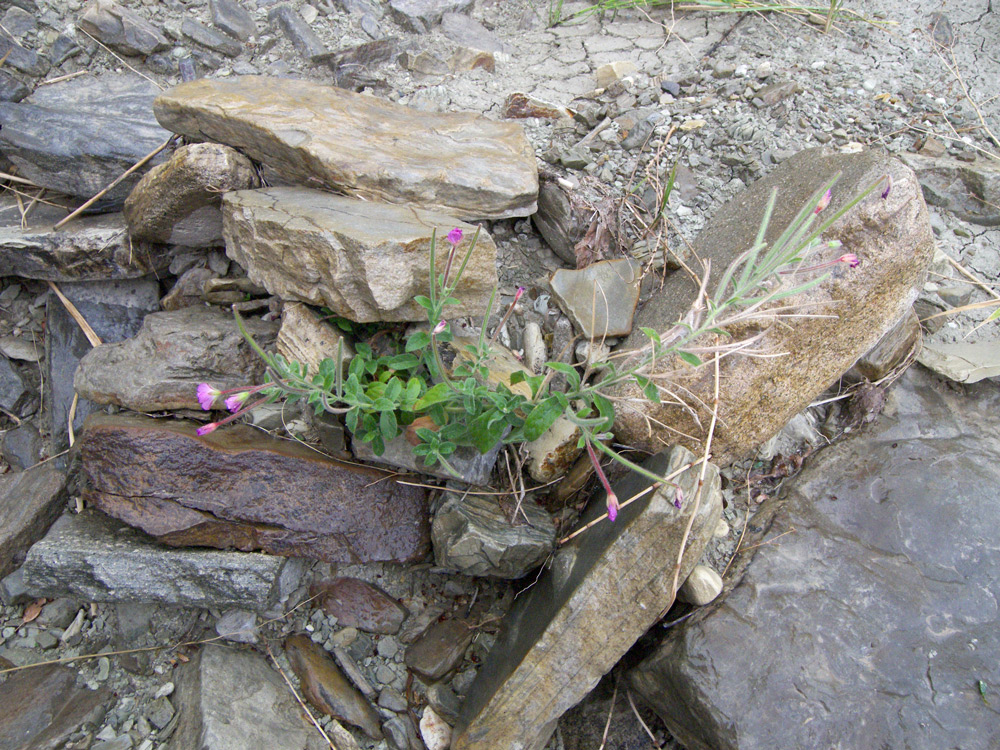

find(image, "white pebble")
[679,564,724,605]
[522,322,547,374]
[420,706,453,750]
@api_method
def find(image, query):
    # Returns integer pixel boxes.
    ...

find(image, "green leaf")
[385,378,403,402]
[405,331,432,352]
[380,409,398,439]
[345,408,359,434]
[468,411,506,453]
[678,351,702,368]
[545,361,581,390]
[385,353,420,371]
[413,383,452,410]
[509,370,527,386]
[592,393,615,430]
[634,375,660,403]
[640,327,661,347]
[522,396,565,442]
[414,295,433,310]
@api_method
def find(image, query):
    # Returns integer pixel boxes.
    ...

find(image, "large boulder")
[630,367,1000,750]
[611,148,934,465]
[153,76,538,220]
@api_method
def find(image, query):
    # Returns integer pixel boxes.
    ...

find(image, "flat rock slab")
[171,644,328,750]
[223,187,499,322]
[80,413,430,563]
[0,462,67,579]
[22,510,294,610]
[630,367,1000,750]
[613,148,934,465]
[917,340,1000,383]
[0,663,110,750]
[452,446,722,750]
[78,0,170,57]
[549,258,641,339]
[0,73,171,203]
[311,577,408,635]
[154,76,538,220]
[74,306,277,413]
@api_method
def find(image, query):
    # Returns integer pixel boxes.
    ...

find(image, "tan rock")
[678,564,723,605]
[524,416,582,483]
[124,143,259,246]
[549,258,642,339]
[154,76,538,220]
[276,303,354,377]
[222,187,498,322]
[596,61,637,88]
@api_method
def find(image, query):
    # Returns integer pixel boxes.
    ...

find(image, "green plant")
[198,174,889,519]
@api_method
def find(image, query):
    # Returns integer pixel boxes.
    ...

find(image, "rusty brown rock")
[404,619,474,682]
[81,413,430,563]
[310,577,408,635]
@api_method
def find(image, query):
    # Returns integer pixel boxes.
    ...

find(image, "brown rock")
[81,413,430,563]
[74,306,278,413]
[285,634,383,740]
[124,142,259,246]
[404,619,474,682]
[612,148,934,465]
[0,463,67,579]
[276,302,355,376]
[848,307,920,381]
[223,187,498,322]
[154,76,538,220]
[160,267,216,311]
[310,577,408,635]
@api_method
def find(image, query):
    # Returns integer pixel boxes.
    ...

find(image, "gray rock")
[848,307,920,381]
[425,683,461,724]
[452,446,722,750]
[0,566,31,606]
[901,151,1000,225]
[154,76,538,220]
[74,306,277,413]
[222,187,498,322]
[0,463,66,579]
[215,609,258,643]
[0,37,48,77]
[0,421,43,470]
[917,340,1000,383]
[432,491,555,579]
[268,4,330,62]
[0,74,172,203]
[613,148,934,465]
[78,0,170,57]
[388,0,473,32]
[532,177,588,266]
[631,367,1000,750]
[352,431,503,487]
[181,18,243,58]
[0,355,24,409]
[550,258,642,339]
[22,510,297,610]
[209,0,256,41]
[124,142,259,246]
[146,696,174,730]
[1,6,35,37]
[170,644,327,750]
[440,12,505,53]
[160,267,216,311]
[49,34,81,66]
[0,70,30,102]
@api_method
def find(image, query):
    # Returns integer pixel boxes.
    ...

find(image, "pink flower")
[447,228,463,246]
[839,253,860,268]
[673,487,684,509]
[881,175,892,200]
[514,286,526,302]
[780,249,860,275]
[585,440,619,522]
[225,392,249,412]
[197,383,220,411]
[432,320,447,335]
[197,422,219,436]
[814,189,832,214]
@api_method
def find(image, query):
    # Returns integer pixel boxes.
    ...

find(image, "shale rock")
[209,0,256,41]
[452,446,721,750]
[630,368,1000,750]
[310,577,408,635]
[405,619,474,682]
[276,302,355,376]
[124,142,259,246]
[0,462,66,579]
[0,73,171,202]
[549,258,641,339]
[223,187,498,322]
[154,76,538,219]
[80,413,430,563]
[78,0,170,57]
[613,148,934,465]
[388,0,474,32]
[532,177,589,265]
[74,306,277,413]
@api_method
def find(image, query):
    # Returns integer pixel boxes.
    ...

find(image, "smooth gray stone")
[387,0,473,32]
[209,0,256,41]
[0,355,24,409]
[0,70,29,102]
[0,36,48,76]
[1,6,35,36]
[181,18,243,58]
[49,34,82,66]
[78,1,170,56]
[0,74,172,202]
[0,462,66,579]
[0,421,43,470]
[268,3,329,62]
[630,367,1000,750]
[23,511,297,611]
[440,12,505,53]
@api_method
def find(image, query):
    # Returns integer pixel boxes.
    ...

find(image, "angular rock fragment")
[524,416,583,483]
[849,307,919,381]
[23,511,295,610]
[160,267,216,311]
[550,258,641,338]
[917,340,1000,383]
[181,18,243,58]
[78,0,170,56]
[310,577,408,635]
[80,413,430,563]
[276,303,355,377]
[532,176,589,265]
[901,151,1000,225]
[0,74,171,202]
[154,76,538,219]
[268,3,329,62]
[388,0,474,32]
[74,306,277,413]
[124,142,259,246]
[452,446,721,750]
[405,619,474,682]
[209,0,256,41]
[0,463,67,579]
[222,187,498,322]
[0,37,48,77]
[613,148,934,464]
[441,12,506,53]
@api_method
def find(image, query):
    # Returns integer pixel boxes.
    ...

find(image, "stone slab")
[0,462,67,579]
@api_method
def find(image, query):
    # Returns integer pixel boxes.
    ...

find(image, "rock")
[124,142,259,246]
[78,0,170,56]
[285,634,384,739]
[181,18,243,58]
[49,35,82,67]
[521,321,547,374]
[269,4,330,62]
[431,490,555,579]
[154,76,538,220]
[502,93,571,120]
[325,37,400,87]
[440,12,505,53]
[419,706,452,750]
[677,563,723,605]
[0,663,110,750]
[0,74,171,203]
[74,306,278,413]
[80,413,431,563]
[901,152,1000,225]
[353,431,504,487]
[384,715,422,750]
[755,80,801,107]
[0,355,25,409]
[524,417,583,484]
[160,267,216,311]
[630,367,1000,750]
[848,307,920,381]
[1,421,44,469]
[276,302,355,377]
[22,510,296,610]
[0,37,48,77]
[917,340,1000,383]
[310,577,408,635]
[613,148,934,465]
[147,695,174,729]
[0,335,40,362]
[388,0,474,32]
[532,176,589,265]
[452,446,722,750]
[209,0,256,41]
[223,187,498,322]
[0,70,30,103]
[0,463,66,580]
[0,212,167,281]
[0,7,35,38]
[426,683,462,724]
[550,258,642,339]
[214,609,258,643]
[596,61,637,88]
[404,619,474,682]
[0,566,31,606]
[46,278,161,452]
[170,644,328,750]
